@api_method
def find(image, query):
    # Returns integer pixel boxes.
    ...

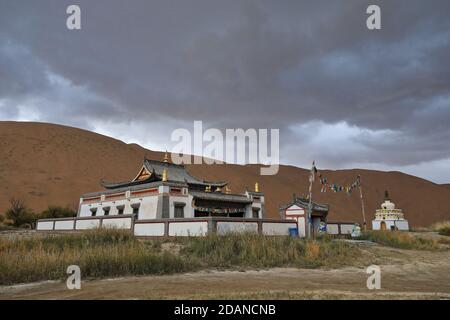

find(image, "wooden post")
[358,175,367,231]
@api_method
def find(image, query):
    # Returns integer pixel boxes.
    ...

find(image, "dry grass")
[358,231,440,250]
[0,229,195,285]
[0,230,363,285]
[178,233,361,269]
[431,221,450,236]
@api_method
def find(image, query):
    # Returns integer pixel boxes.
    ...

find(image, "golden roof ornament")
[205,185,212,193]
[255,182,260,193]
[216,186,222,193]
[163,150,170,163]
[225,186,231,194]
[162,168,168,182]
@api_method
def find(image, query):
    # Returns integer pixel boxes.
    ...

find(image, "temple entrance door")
[380,221,386,230]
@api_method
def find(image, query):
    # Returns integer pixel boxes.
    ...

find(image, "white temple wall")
[326,223,340,235]
[261,222,297,235]
[96,200,118,216]
[339,224,354,234]
[137,196,159,219]
[36,221,54,231]
[134,222,165,236]
[54,220,75,230]
[79,196,159,220]
[76,219,100,230]
[79,203,96,217]
[79,200,119,217]
[169,195,193,218]
[168,221,208,236]
[216,221,258,234]
[102,217,133,229]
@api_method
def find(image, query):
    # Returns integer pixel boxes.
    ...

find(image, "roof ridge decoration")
[144,157,185,168]
[163,151,169,163]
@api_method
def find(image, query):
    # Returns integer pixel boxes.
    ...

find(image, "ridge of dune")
[0,121,449,227]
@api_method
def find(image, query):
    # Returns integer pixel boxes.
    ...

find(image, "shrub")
[39,206,77,219]
[5,198,37,228]
[439,227,450,237]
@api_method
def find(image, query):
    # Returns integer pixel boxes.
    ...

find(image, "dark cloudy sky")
[1,0,450,182]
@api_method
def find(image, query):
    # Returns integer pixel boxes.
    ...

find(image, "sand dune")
[0,121,449,227]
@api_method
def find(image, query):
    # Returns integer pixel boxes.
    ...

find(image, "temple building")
[78,153,264,220]
[279,194,329,237]
[372,191,409,231]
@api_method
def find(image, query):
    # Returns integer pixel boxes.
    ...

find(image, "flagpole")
[307,161,315,239]
[357,175,367,231]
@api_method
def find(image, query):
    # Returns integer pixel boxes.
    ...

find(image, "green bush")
[39,206,77,219]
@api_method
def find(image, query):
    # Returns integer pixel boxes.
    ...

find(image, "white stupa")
[372,191,409,231]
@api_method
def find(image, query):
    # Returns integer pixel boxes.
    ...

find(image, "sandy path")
[1,246,449,300]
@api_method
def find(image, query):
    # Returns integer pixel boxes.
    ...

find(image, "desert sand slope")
[0,121,449,227]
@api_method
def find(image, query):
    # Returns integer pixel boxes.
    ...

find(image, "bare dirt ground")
[1,245,449,300]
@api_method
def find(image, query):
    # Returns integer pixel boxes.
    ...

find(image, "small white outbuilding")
[279,195,329,237]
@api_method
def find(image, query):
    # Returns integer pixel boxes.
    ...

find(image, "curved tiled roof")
[279,197,329,212]
[101,158,227,189]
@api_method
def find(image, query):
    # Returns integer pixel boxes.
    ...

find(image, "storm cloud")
[0,0,449,182]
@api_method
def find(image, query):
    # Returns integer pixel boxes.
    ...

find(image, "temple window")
[117,206,124,215]
[252,208,260,218]
[174,203,185,218]
[103,207,110,216]
[90,208,97,217]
